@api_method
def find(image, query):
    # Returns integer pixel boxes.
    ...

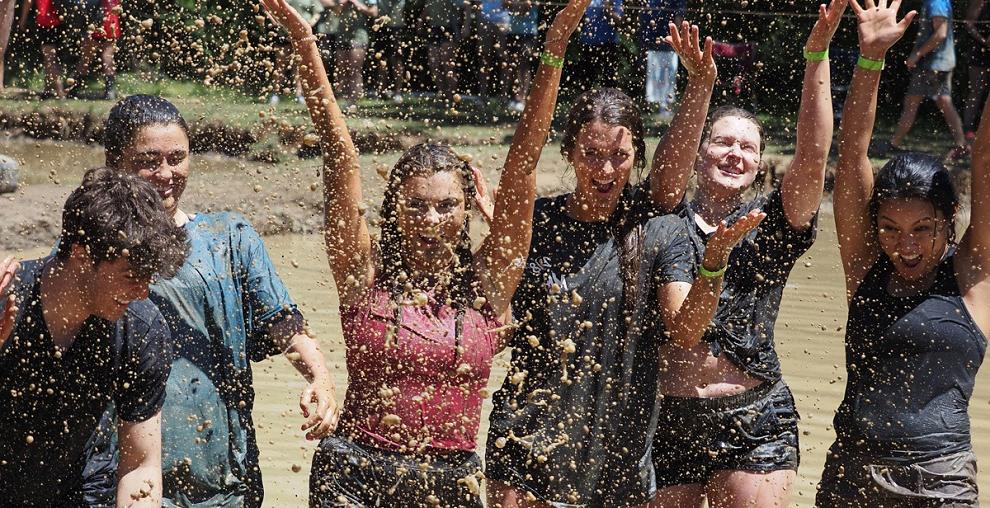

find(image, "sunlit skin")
[119,124,191,222]
[396,171,468,277]
[876,197,951,287]
[567,121,636,222]
[696,115,762,206]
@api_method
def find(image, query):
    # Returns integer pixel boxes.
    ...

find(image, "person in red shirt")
[70,0,120,99]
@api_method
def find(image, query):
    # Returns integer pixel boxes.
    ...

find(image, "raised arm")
[780,0,846,229]
[116,413,162,507]
[966,0,989,46]
[660,210,766,348]
[959,79,990,283]
[475,0,591,317]
[648,21,717,212]
[834,0,915,298]
[262,0,372,307]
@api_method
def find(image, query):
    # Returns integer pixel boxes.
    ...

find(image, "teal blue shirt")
[83,212,301,507]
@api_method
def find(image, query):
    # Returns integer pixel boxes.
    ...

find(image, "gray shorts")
[907,68,953,98]
[817,440,979,507]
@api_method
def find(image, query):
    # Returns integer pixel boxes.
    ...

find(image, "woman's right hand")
[544,0,593,56]
[702,210,766,271]
[260,0,315,40]
[665,21,716,83]
[850,0,916,59]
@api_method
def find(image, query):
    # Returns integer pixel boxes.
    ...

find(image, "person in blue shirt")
[575,0,623,92]
[881,0,969,161]
[82,95,338,508]
[639,0,685,122]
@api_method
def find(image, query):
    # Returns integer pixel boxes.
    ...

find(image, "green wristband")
[857,55,885,71]
[698,263,727,279]
[540,52,564,69]
[803,48,829,61]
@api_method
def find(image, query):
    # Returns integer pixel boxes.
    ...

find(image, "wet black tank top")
[837,250,986,452]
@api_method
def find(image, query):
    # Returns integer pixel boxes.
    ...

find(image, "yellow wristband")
[699,263,727,279]
[857,55,885,71]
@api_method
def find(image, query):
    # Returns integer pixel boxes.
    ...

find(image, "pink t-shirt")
[338,285,502,453]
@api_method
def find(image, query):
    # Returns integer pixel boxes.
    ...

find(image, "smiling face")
[697,115,762,198]
[68,244,152,321]
[119,123,191,217]
[876,197,950,282]
[568,121,636,220]
[395,171,468,275]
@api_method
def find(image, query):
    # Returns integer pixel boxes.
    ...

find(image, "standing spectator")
[18,0,72,98]
[315,0,341,87]
[421,0,472,102]
[0,0,17,89]
[476,0,509,99]
[881,0,968,161]
[332,0,378,101]
[639,0,684,122]
[504,0,538,112]
[70,0,121,100]
[965,0,990,140]
[576,0,623,92]
[371,0,407,101]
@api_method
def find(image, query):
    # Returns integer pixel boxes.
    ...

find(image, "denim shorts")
[651,380,800,488]
[817,440,979,507]
[309,435,483,508]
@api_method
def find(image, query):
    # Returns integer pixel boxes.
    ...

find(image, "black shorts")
[309,435,483,508]
[971,45,990,69]
[817,441,979,507]
[652,380,800,488]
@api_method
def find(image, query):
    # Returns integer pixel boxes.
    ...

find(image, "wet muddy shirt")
[337,283,502,452]
[86,212,302,507]
[0,258,170,506]
[488,192,694,506]
[837,252,986,455]
[675,188,816,382]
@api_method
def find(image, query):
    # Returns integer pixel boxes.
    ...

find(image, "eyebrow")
[878,215,937,227]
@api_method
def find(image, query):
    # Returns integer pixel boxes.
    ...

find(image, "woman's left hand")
[471,166,496,226]
[665,21,716,83]
[702,210,766,270]
[806,0,849,52]
[260,0,314,40]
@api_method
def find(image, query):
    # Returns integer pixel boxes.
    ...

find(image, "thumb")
[299,384,313,418]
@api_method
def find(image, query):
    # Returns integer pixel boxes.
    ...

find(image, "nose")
[155,161,174,180]
[423,207,442,226]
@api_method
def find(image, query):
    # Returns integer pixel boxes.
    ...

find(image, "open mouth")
[592,178,616,194]
[717,163,745,177]
[418,233,441,247]
[898,253,922,268]
[113,297,130,308]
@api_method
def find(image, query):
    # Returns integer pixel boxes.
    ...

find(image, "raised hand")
[665,21,716,82]
[806,0,849,52]
[544,0,594,55]
[259,0,314,40]
[471,165,496,227]
[703,210,767,270]
[0,257,19,348]
[850,0,917,59]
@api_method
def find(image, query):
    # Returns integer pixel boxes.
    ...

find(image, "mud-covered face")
[876,198,950,282]
[70,245,151,321]
[697,116,762,198]
[569,121,636,220]
[120,124,191,217]
[396,171,468,275]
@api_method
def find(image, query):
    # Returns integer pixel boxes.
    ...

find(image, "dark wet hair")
[870,152,959,243]
[560,88,648,315]
[379,143,478,350]
[560,88,647,173]
[104,95,190,168]
[56,167,189,280]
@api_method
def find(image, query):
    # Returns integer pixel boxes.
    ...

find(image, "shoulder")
[122,299,169,338]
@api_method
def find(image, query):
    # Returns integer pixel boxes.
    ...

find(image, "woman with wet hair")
[484,27,765,508]
[644,4,844,507]
[261,0,591,503]
[819,0,990,504]
[83,94,338,507]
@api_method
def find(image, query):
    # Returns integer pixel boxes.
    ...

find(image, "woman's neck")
[691,187,742,231]
[173,208,190,227]
[565,192,615,223]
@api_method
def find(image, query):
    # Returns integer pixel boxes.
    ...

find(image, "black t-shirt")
[487,189,695,506]
[675,188,817,382]
[0,258,171,506]
[837,251,986,454]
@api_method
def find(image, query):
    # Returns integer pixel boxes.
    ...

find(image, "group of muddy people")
[2,0,990,506]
